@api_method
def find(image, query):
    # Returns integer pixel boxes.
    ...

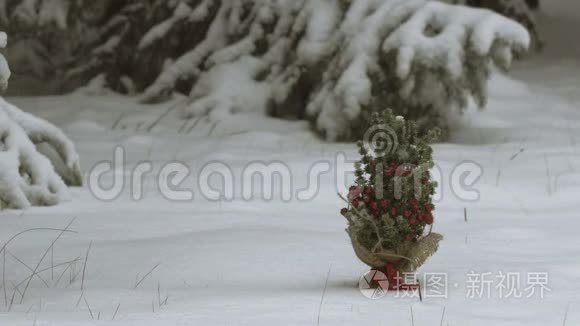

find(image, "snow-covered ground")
[1,13,580,326]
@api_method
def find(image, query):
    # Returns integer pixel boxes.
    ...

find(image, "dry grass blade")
[3,249,6,306]
[83,295,94,319]
[0,227,78,255]
[50,247,54,281]
[134,263,161,289]
[563,303,570,326]
[13,258,81,289]
[7,252,50,288]
[20,218,77,304]
[317,263,332,326]
[157,282,161,307]
[76,291,84,308]
[10,281,23,298]
[112,302,120,321]
[112,113,125,130]
[1,226,77,306]
[81,241,92,291]
[207,121,219,136]
[186,117,202,134]
[54,258,81,287]
[146,98,187,133]
[7,287,16,312]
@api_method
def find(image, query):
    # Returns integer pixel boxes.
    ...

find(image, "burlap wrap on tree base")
[349,230,443,274]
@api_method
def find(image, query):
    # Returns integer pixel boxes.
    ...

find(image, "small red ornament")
[410,198,418,207]
[380,199,390,209]
[370,201,379,211]
[424,213,434,225]
[348,186,364,201]
[397,164,413,177]
[390,207,398,217]
[403,210,412,218]
[341,208,348,216]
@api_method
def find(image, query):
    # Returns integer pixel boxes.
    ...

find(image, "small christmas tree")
[340,109,443,284]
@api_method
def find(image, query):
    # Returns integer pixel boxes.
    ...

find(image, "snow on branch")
[0,32,82,209]
[0,32,10,91]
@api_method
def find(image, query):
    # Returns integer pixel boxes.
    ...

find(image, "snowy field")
[1,12,580,326]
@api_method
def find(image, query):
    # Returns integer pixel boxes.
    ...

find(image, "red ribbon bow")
[381,263,420,291]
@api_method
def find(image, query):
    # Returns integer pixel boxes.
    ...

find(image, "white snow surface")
[1,15,580,326]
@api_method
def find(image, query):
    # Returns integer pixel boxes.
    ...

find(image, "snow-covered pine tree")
[0,0,87,94]
[65,0,172,93]
[0,31,82,209]
[136,0,530,140]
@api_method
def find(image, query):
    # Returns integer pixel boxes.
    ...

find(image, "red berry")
[370,202,379,211]
[380,199,390,209]
[405,234,414,242]
[424,213,434,225]
[410,198,419,207]
[364,187,374,195]
[352,199,360,207]
[409,217,417,225]
[421,176,429,185]
[390,208,398,217]
[425,204,434,212]
[340,208,348,216]
[403,210,412,218]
